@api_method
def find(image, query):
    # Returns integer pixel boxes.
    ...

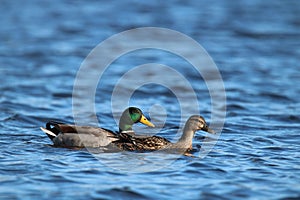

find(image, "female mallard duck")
[40,107,154,148]
[112,115,214,152]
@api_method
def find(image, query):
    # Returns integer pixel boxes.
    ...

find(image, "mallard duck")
[40,107,154,148]
[112,115,214,152]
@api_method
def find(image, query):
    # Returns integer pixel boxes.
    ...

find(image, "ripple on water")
[94,187,151,200]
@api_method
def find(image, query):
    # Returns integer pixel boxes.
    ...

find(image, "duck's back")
[114,133,171,151]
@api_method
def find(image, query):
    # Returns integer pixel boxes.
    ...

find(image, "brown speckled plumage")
[112,115,214,152]
[113,133,171,151]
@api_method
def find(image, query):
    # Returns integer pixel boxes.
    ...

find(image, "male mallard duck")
[112,115,214,152]
[40,107,154,148]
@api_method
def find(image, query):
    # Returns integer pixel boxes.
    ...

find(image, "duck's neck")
[176,125,195,148]
[119,124,133,132]
[119,114,134,132]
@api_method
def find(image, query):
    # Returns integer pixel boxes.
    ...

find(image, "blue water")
[1,0,300,199]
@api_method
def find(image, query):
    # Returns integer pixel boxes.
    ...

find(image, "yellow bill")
[139,115,155,127]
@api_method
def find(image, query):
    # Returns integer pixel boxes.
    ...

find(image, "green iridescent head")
[119,107,155,132]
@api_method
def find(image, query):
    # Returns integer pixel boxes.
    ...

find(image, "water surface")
[1,0,300,199]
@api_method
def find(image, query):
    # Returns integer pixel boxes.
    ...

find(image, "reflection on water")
[1,0,300,199]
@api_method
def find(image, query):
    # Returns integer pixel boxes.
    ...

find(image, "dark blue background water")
[1,0,300,199]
